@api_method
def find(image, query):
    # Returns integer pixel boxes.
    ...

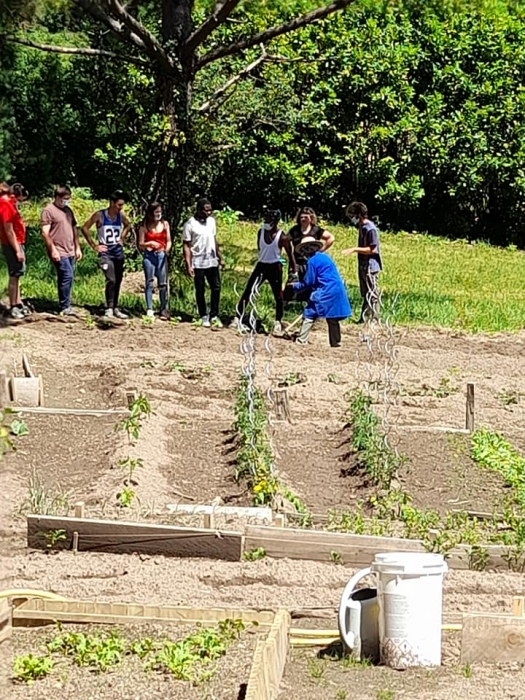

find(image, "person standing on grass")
[82,190,130,319]
[289,236,351,347]
[138,201,172,320]
[41,186,83,317]
[342,201,382,323]
[234,209,296,335]
[0,182,30,319]
[285,206,335,302]
[183,198,225,328]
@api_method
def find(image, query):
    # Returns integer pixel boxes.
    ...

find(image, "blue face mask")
[350,216,359,226]
[61,199,71,208]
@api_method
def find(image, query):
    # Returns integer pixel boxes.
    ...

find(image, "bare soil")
[2,318,525,698]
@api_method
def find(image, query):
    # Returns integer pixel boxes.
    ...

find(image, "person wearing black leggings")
[235,210,296,335]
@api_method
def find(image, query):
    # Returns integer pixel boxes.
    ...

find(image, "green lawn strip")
[5,199,525,330]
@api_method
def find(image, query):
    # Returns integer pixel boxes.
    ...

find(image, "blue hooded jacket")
[293,252,351,320]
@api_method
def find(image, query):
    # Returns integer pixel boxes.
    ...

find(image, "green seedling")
[38,528,67,552]
[243,547,266,561]
[330,550,344,565]
[140,359,157,368]
[336,691,348,700]
[117,394,152,444]
[10,419,29,437]
[376,690,395,700]
[462,662,472,678]
[118,456,144,484]
[308,657,325,679]
[327,373,341,384]
[13,654,53,683]
[496,389,521,407]
[278,372,307,387]
[165,360,186,372]
[84,315,96,329]
[142,315,154,326]
[117,486,135,508]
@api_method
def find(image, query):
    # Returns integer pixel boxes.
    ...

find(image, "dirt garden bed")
[9,619,260,700]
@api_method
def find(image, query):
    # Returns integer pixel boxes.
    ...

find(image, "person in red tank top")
[0,182,30,319]
[138,201,172,320]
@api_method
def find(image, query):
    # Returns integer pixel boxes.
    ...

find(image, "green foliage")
[0,409,14,458]
[232,375,280,505]
[243,547,267,561]
[13,654,53,684]
[10,419,29,437]
[117,394,152,444]
[471,428,525,509]
[40,528,67,551]
[116,486,136,508]
[347,389,403,490]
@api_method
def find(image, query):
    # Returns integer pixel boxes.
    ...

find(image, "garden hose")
[0,589,67,602]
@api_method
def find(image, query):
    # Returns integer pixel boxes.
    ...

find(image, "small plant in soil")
[496,389,521,407]
[10,418,29,436]
[118,456,144,485]
[462,662,473,678]
[330,550,344,565]
[341,653,372,669]
[327,373,342,384]
[278,372,307,387]
[117,394,152,444]
[84,315,95,329]
[117,486,136,508]
[336,691,348,700]
[39,528,67,552]
[308,657,325,679]
[22,468,70,516]
[243,547,267,561]
[376,690,395,700]
[13,654,53,684]
[140,359,157,368]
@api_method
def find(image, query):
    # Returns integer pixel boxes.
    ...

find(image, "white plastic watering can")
[337,567,379,662]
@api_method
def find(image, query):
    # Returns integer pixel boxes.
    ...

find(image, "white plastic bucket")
[373,552,448,668]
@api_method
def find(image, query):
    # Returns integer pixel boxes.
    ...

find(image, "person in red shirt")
[138,201,172,319]
[0,182,29,319]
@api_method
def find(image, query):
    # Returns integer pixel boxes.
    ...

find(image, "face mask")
[155,213,162,221]
[263,223,273,231]
[350,216,359,226]
[62,199,71,208]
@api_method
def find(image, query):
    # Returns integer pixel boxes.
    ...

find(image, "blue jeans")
[53,256,75,311]
[142,251,167,312]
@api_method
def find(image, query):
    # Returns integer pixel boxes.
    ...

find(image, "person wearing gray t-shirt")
[342,201,382,323]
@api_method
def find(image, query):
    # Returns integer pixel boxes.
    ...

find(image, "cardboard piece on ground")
[10,376,41,407]
[27,515,243,561]
[13,598,275,628]
[461,614,525,663]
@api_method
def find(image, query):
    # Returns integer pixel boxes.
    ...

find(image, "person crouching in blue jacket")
[289,236,351,347]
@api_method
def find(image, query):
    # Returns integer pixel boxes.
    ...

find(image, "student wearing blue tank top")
[82,190,130,318]
[234,209,296,335]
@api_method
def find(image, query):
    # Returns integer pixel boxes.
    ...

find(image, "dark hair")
[110,189,125,203]
[264,209,281,223]
[11,183,29,199]
[54,185,71,198]
[296,207,318,226]
[346,201,367,218]
[144,201,163,223]
[196,198,211,211]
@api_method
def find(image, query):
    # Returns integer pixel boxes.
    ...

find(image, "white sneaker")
[10,306,24,320]
[104,308,114,318]
[114,308,128,319]
[146,309,154,318]
[201,315,211,328]
[273,321,282,334]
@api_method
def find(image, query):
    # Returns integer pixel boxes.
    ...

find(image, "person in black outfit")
[284,207,335,302]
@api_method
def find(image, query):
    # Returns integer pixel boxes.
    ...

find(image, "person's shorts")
[2,244,25,278]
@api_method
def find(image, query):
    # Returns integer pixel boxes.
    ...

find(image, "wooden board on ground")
[27,515,243,561]
[244,526,512,571]
[245,608,290,700]
[461,614,525,663]
[0,599,11,644]
[10,376,42,407]
[12,598,275,628]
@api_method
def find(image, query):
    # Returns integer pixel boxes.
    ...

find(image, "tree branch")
[72,0,148,52]
[5,36,147,66]
[100,0,173,69]
[185,0,242,55]
[195,0,354,71]
[197,44,267,114]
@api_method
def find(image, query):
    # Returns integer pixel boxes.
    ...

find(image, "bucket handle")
[338,566,372,651]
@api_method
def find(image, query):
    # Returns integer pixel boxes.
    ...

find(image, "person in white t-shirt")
[182,198,225,328]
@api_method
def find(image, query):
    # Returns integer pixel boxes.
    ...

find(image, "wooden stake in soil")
[512,596,525,618]
[465,383,475,432]
[0,599,11,644]
[0,370,8,409]
[74,502,85,519]
[272,389,291,422]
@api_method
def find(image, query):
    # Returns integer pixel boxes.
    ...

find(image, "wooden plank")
[513,596,525,618]
[461,614,525,663]
[74,502,85,519]
[10,406,130,416]
[244,526,512,571]
[22,354,33,378]
[166,503,273,523]
[466,383,475,432]
[0,599,11,644]
[13,598,276,628]
[246,608,290,700]
[11,377,40,407]
[27,515,243,561]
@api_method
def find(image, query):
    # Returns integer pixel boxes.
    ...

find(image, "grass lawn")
[1,194,524,332]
